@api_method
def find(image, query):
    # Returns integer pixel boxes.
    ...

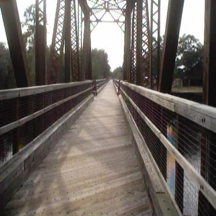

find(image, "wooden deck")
[3,81,153,216]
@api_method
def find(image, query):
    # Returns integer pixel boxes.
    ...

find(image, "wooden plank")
[3,82,152,215]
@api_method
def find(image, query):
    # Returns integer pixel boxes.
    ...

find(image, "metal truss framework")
[127,0,150,87]
[87,0,127,32]
[149,0,160,89]
[49,0,81,83]
[130,2,138,84]
[35,0,47,85]
[141,0,150,87]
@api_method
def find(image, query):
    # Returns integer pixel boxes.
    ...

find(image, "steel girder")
[203,0,216,107]
[71,0,81,81]
[35,0,47,85]
[0,0,30,87]
[125,0,150,86]
[130,2,138,84]
[149,0,160,89]
[158,0,184,93]
[48,0,65,83]
[49,0,81,83]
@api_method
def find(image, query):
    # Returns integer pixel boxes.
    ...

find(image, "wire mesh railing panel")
[115,79,216,215]
[0,81,101,166]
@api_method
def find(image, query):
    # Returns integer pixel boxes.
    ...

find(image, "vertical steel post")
[48,0,65,83]
[199,1,216,215]
[35,0,47,85]
[149,0,160,89]
[123,0,133,81]
[82,12,92,80]
[65,0,72,82]
[71,0,81,81]
[130,2,138,84]
[203,0,216,107]
[78,2,83,79]
[136,0,143,86]
[0,0,30,87]
[158,0,184,93]
[141,0,150,87]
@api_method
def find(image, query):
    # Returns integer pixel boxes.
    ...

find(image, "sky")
[0,0,204,71]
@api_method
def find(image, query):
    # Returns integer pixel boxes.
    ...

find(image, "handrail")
[114,79,216,214]
[0,80,92,101]
[120,81,216,133]
[0,80,107,166]
[121,86,216,209]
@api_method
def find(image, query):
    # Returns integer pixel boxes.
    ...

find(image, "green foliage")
[0,43,16,89]
[92,49,111,79]
[112,67,123,80]
[174,34,203,80]
[22,4,36,49]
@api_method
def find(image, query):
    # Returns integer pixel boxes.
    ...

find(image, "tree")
[174,34,203,82]
[112,67,123,80]
[92,49,111,79]
[0,43,16,89]
[22,4,36,49]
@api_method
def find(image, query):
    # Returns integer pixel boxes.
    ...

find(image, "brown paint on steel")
[158,0,184,93]
[0,0,30,87]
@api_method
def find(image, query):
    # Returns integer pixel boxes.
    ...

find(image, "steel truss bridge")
[0,0,216,215]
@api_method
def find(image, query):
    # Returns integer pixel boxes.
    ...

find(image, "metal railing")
[114,79,216,216]
[0,79,106,166]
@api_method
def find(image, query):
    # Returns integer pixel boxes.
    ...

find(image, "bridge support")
[49,0,81,83]
[35,0,47,85]
[65,0,72,82]
[203,0,216,107]
[158,0,184,93]
[123,0,133,82]
[79,0,92,80]
[0,0,30,87]
[199,1,216,215]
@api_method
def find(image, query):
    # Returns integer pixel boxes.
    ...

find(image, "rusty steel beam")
[123,0,133,81]
[71,0,81,81]
[136,0,142,86]
[65,0,72,82]
[35,0,47,85]
[78,3,83,79]
[149,0,160,89]
[48,0,65,84]
[82,14,92,80]
[203,0,216,107]
[199,1,216,215]
[0,0,30,87]
[79,0,92,80]
[158,0,184,93]
[130,2,138,84]
[140,0,150,87]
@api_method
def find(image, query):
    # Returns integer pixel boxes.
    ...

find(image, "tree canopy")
[92,49,111,79]
[174,34,203,82]
[112,67,123,80]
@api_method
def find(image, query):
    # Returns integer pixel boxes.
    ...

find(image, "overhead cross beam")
[88,0,127,32]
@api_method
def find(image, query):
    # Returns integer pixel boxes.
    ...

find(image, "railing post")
[93,80,97,96]
[175,115,185,213]
[117,80,121,96]
[13,98,20,155]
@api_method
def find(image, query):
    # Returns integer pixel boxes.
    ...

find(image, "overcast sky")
[0,0,204,71]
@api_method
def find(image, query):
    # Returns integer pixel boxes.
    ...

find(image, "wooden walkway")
[3,81,153,216]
